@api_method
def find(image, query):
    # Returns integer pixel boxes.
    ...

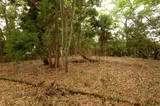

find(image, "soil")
[0,56,160,106]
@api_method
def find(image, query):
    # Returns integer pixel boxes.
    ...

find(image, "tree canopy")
[0,0,160,66]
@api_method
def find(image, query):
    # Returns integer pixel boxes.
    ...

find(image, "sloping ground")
[0,56,160,106]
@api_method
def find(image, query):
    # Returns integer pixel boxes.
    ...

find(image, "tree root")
[0,76,44,87]
[0,76,141,105]
[57,88,140,105]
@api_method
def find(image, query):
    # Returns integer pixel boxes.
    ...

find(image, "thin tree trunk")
[64,0,76,72]
[64,17,68,72]
[60,0,65,67]
[48,50,53,68]
[55,18,59,69]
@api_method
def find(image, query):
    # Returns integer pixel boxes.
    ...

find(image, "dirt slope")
[0,56,160,106]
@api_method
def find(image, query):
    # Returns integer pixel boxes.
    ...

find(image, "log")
[79,53,98,62]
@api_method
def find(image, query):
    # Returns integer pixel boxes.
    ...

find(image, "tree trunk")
[54,12,60,69]
[64,0,76,72]
[60,0,65,67]
[48,50,53,68]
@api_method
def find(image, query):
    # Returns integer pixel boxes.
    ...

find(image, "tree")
[5,30,38,60]
[97,14,112,55]
[111,0,160,59]
[0,28,4,56]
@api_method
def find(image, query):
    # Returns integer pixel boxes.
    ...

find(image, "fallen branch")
[57,88,140,105]
[79,53,98,62]
[0,76,140,105]
[0,76,44,87]
[71,59,87,63]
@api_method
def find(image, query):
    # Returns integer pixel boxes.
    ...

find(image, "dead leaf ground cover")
[0,56,160,106]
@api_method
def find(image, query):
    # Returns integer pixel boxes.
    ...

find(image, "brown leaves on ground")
[0,56,160,106]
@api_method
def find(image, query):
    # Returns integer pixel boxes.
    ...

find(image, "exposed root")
[0,76,44,87]
[57,88,141,105]
[0,76,141,105]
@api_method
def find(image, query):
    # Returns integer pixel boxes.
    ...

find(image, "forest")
[0,0,160,105]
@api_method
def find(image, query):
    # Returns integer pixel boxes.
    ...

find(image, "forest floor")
[0,56,160,106]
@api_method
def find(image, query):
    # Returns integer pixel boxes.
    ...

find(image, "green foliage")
[98,15,112,28]
[37,0,56,24]
[81,36,97,54]
[5,30,38,60]
[86,8,98,17]
[106,39,127,56]
[0,40,5,56]
[0,29,4,55]
[126,36,160,59]
[1,0,160,62]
